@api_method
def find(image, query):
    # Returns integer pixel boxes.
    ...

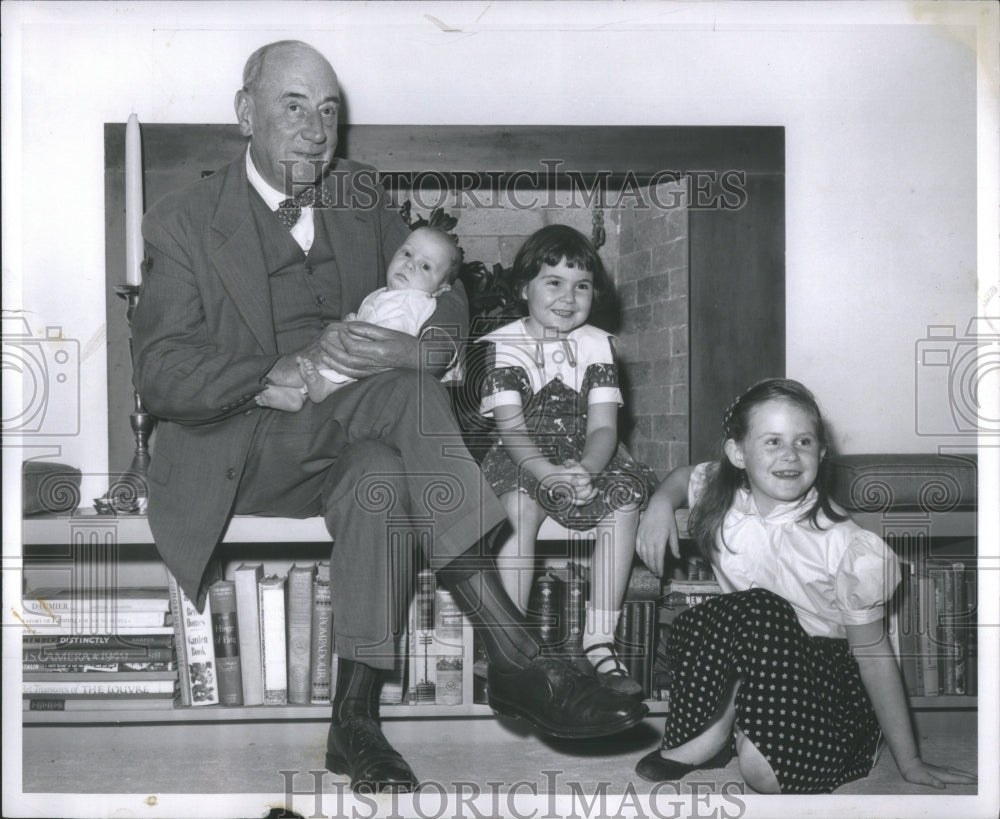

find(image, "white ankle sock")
[581,604,621,662]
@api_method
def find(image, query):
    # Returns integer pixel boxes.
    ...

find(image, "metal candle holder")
[95,284,153,515]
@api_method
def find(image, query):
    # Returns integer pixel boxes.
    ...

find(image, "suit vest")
[248,192,344,354]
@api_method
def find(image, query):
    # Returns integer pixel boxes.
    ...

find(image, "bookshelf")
[20,498,978,724]
[20,510,672,726]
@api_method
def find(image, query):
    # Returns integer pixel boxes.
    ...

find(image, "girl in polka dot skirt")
[634,378,977,793]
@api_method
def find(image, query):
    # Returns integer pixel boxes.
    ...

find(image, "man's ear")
[235,90,253,137]
[724,438,744,469]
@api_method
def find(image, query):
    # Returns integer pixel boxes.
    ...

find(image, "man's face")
[237,45,340,194]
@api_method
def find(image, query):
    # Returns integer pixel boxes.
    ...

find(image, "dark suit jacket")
[131,154,468,606]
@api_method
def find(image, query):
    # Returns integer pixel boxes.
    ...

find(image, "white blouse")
[689,462,901,638]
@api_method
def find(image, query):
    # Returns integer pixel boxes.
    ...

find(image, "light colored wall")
[3,1,995,504]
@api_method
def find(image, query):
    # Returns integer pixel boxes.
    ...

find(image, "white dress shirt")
[245,148,314,252]
[689,462,901,638]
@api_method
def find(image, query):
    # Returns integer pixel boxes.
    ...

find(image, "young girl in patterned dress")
[634,378,977,793]
[477,224,658,695]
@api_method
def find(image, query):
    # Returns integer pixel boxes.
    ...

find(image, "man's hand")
[317,322,420,379]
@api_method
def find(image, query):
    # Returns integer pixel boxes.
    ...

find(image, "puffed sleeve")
[479,342,530,417]
[688,461,714,509]
[834,530,901,625]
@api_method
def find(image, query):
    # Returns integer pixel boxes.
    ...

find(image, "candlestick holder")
[95,283,154,515]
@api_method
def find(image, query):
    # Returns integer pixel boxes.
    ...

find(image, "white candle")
[125,113,144,286]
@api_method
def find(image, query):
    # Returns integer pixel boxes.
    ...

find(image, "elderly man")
[132,40,646,793]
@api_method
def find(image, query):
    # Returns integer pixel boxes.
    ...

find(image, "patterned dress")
[477,319,658,529]
[660,463,901,793]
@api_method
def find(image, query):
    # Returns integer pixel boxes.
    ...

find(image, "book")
[23,671,177,683]
[233,562,265,706]
[408,569,437,704]
[309,563,333,704]
[25,697,176,712]
[286,564,316,705]
[22,661,176,673]
[533,571,561,646]
[932,564,957,695]
[167,572,219,707]
[15,609,172,630]
[964,571,977,696]
[16,623,174,637]
[916,572,939,696]
[258,574,288,705]
[22,586,171,613]
[894,561,920,697]
[951,562,968,696]
[24,646,175,664]
[434,589,464,705]
[22,679,176,696]
[22,634,174,649]
[564,563,586,648]
[635,599,657,699]
[209,580,244,706]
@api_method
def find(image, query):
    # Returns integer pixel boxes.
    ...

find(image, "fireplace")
[105,125,784,481]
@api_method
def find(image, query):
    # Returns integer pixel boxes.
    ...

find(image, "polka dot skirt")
[662,587,881,793]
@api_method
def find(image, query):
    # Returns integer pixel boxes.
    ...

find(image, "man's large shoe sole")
[488,693,649,739]
[325,750,417,794]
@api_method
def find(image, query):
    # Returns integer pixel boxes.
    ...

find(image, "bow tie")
[276,184,328,231]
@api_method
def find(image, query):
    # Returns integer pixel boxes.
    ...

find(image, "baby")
[256,226,462,411]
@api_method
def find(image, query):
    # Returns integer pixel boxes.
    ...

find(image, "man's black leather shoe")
[325,716,418,793]
[487,656,648,739]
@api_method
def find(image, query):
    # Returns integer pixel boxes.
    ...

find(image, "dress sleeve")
[688,461,714,509]
[581,334,623,406]
[834,529,901,626]
[479,342,529,417]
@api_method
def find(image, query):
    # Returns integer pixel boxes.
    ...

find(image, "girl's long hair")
[688,378,846,561]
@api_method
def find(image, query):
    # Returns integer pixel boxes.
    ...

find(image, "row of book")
[168,563,334,707]
[20,586,178,712]
[893,559,978,697]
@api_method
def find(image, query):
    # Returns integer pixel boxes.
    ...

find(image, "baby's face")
[386,229,453,294]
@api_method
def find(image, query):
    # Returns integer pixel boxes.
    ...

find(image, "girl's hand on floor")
[898,757,977,788]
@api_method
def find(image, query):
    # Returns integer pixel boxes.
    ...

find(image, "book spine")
[16,610,171,629]
[22,634,175,649]
[286,565,316,705]
[936,565,957,695]
[25,697,176,712]
[209,580,244,707]
[564,564,585,649]
[639,600,656,699]
[434,589,464,705]
[951,562,967,696]
[917,572,939,696]
[24,647,175,663]
[408,569,436,704]
[259,575,288,705]
[964,572,977,696]
[22,661,176,673]
[895,561,920,698]
[169,573,219,706]
[166,573,192,707]
[23,671,177,682]
[22,680,176,696]
[309,565,333,704]
[233,563,264,706]
[21,592,171,613]
[534,572,560,647]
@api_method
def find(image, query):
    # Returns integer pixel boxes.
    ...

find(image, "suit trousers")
[234,369,506,670]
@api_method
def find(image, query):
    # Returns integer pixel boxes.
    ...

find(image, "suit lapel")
[209,160,278,354]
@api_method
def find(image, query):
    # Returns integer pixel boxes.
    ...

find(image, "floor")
[16,711,985,819]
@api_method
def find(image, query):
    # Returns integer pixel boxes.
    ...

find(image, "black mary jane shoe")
[487,656,648,739]
[634,744,735,783]
[583,642,644,697]
[325,716,419,793]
